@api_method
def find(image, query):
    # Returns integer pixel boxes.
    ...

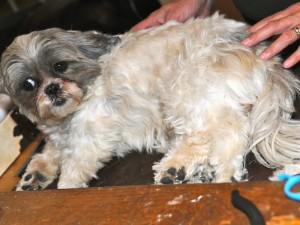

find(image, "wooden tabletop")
[0,181,299,225]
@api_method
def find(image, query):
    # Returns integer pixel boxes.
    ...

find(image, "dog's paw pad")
[20,183,41,191]
[160,176,174,184]
[159,167,186,184]
[24,174,33,181]
[34,171,48,182]
[21,184,42,191]
[193,167,216,183]
[17,171,48,191]
[176,168,186,181]
[167,167,177,176]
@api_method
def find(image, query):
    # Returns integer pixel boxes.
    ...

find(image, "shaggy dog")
[1,14,300,190]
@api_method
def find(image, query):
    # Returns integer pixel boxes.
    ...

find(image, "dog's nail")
[160,177,174,184]
[167,167,177,176]
[231,176,238,182]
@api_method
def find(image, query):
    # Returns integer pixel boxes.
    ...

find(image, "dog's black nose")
[44,83,60,97]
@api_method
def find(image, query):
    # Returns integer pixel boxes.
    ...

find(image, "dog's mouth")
[53,97,67,106]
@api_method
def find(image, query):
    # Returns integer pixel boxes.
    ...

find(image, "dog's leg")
[16,141,60,191]
[57,148,112,189]
[153,131,215,184]
[154,108,249,184]
[209,131,248,183]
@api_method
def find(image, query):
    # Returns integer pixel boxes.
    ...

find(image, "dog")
[1,13,300,190]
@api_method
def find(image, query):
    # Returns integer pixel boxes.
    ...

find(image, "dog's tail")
[250,64,300,169]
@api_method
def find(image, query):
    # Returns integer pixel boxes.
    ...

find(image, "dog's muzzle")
[44,83,67,106]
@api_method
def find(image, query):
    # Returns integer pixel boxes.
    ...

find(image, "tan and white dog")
[1,14,300,190]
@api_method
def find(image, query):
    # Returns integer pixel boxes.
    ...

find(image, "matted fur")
[1,14,300,190]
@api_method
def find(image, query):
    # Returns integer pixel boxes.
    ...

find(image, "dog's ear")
[0,62,9,95]
[66,30,121,60]
[0,66,13,112]
[0,66,5,94]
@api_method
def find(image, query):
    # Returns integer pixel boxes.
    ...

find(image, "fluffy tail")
[250,64,300,169]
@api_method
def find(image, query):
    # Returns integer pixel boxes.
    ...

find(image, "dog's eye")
[53,61,68,73]
[22,78,38,92]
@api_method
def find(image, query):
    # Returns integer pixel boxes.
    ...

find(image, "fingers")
[130,2,184,31]
[242,16,294,47]
[249,4,300,33]
[131,11,165,31]
[131,0,211,31]
[131,2,191,31]
[241,2,300,67]
[242,3,300,47]
[259,29,299,60]
[131,17,161,31]
[283,46,300,68]
[243,24,299,64]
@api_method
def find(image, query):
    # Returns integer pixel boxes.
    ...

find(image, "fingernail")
[259,52,269,60]
[283,60,292,68]
[242,38,252,46]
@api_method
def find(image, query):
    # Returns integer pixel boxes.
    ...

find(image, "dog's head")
[0,28,120,125]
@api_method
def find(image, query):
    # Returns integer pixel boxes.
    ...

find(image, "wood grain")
[0,133,43,192]
[0,181,299,225]
[0,114,21,177]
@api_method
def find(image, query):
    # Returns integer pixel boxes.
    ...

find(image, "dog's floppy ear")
[0,65,5,94]
[0,60,9,95]
[0,65,13,111]
[67,30,121,60]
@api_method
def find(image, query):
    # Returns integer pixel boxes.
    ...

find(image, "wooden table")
[0,181,300,225]
[1,135,300,224]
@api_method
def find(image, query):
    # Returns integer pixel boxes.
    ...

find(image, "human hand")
[131,0,214,31]
[242,3,300,68]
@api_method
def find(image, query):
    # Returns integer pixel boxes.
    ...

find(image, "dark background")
[0,0,161,53]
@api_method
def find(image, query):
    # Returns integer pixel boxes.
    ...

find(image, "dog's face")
[0,28,120,125]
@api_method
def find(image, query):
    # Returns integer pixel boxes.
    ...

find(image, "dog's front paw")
[153,158,218,185]
[16,171,49,191]
[158,167,187,184]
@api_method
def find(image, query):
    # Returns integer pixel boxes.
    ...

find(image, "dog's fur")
[1,14,300,190]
